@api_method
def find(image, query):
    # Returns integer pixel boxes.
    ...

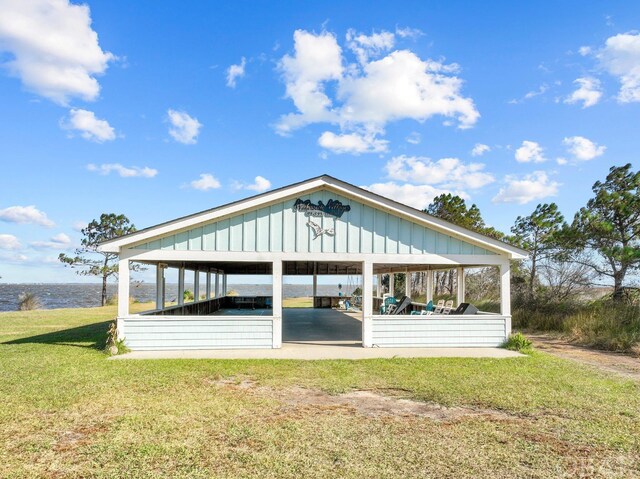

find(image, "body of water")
[0,283,349,312]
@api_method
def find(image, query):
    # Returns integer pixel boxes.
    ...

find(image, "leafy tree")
[511,203,565,298]
[59,214,141,306]
[563,164,640,301]
[425,193,505,240]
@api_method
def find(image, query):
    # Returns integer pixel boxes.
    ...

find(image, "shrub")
[105,294,118,306]
[502,332,533,352]
[17,292,40,311]
[183,289,194,301]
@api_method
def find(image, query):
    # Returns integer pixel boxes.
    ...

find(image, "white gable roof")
[99,174,527,259]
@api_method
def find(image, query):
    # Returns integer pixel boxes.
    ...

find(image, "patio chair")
[442,300,454,315]
[410,300,434,315]
[380,296,397,314]
[432,299,445,314]
[391,296,412,315]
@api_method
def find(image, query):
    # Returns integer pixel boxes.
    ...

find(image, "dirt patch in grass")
[528,333,640,381]
[211,377,516,422]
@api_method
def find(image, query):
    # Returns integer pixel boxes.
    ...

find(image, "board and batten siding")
[371,316,508,347]
[121,317,274,350]
[130,189,496,256]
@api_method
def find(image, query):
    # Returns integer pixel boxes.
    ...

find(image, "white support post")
[312,263,317,297]
[272,260,283,348]
[222,272,227,296]
[193,270,200,301]
[178,266,185,306]
[405,271,411,298]
[362,261,374,347]
[426,270,434,303]
[500,261,511,320]
[155,264,164,310]
[456,267,465,305]
[118,257,130,318]
[389,273,395,297]
[214,271,220,298]
[206,272,211,299]
[376,274,381,297]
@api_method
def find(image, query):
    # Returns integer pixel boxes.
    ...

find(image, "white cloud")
[0,234,21,250]
[395,26,424,39]
[232,176,272,193]
[0,205,54,227]
[318,131,388,154]
[565,77,602,108]
[509,84,549,104]
[226,57,246,88]
[346,29,395,64]
[0,0,114,104]
[563,136,606,161]
[190,173,221,191]
[363,182,463,210]
[515,140,546,163]
[30,232,72,249]
[72,221,86,232]
[405,132,421,145]
[87,163,158,178]
[167,109,202,144]
[596,32,640,103]
[61,108,116,142]
[578,46,592,56]
[384,155,495,190]
[556,157,568,165]
[276,29,479,150]
[471,143,490,156]
[493,171,560,204]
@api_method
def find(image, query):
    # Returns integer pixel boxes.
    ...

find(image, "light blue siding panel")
[448,236,462,254]
[308,192,323,254]
[256,207,270,252]
[147,239,161,250]
[161,235,176,250]
[473,245,486,255]
[334,194,348,253]
[216,219,230,251]
[360,205,374,253]
[243,211,257,251]
[461,240,474,254]
[188,227,203,250]
[424,229,436,253]
[270,203,283,252]
[347,201,361,253]
[435,232,449,254]
[321,191,336,253]
[202,223,216,250]
[373,209,386,254]
[175,232,189,251]
[229,215,243,251]
[386,215,399,254]
[282,199,296,252]
[295,195,310,253]
[411,222,424,254]
[398,219,411,254]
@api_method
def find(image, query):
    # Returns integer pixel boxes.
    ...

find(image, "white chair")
[442,300,454,315]
[432,299,445,314]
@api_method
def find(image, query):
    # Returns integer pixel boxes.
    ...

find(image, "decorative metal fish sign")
[307,220,335,239]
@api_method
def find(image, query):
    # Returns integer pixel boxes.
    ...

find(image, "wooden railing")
[141,296,272,316]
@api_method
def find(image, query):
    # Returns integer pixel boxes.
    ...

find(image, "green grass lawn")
[1,306,639,478]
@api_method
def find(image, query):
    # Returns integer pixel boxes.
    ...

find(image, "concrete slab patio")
[111,343,523,360]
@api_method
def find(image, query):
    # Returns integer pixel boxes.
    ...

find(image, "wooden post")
[362,261,374,347]
[118,258,130,317]
[312,262,317,297]
[155,264,164,310]
[405,270,411,298]
[500,262,511,316]
[456,267,465,305]
[178,266,185,306]
[272,260,283,348]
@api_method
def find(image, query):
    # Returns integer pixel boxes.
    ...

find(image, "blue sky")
[0,0,639,283]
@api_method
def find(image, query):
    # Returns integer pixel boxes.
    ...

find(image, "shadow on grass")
[2,320,111,350]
